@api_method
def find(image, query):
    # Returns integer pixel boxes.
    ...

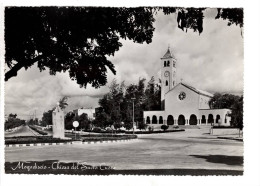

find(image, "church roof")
[180,83,213,97]
[161,47,176,59]
[181,83,213,97]
[166,82,213,98]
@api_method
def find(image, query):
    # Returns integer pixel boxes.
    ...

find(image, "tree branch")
[5,55,43,81]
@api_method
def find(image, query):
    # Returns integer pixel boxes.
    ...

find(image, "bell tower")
[160,47,177,109]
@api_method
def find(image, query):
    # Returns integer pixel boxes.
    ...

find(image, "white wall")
[77,108,95,120]
[165,84,200,119]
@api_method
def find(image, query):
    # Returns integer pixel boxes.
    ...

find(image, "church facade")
[143,48,231,126]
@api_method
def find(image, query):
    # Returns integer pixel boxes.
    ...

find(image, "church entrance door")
[178,115,185,125]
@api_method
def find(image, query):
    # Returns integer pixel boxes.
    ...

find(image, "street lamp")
[73,121,79,140]
[131,97,136,134]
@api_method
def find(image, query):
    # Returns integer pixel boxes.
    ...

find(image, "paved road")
[5,128,243,170]
[5,125,41,137]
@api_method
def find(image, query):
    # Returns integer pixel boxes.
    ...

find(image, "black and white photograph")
[0,1,260,186]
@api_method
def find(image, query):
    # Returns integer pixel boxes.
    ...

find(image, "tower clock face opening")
[178,92,186,100]
[164,71,170,77]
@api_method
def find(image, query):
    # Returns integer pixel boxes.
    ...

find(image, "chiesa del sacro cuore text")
[143,47,231,127]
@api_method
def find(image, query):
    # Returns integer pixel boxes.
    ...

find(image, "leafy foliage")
[215,8,243,28]
[78,113,91,130]
[27,118,39,125]
[209,93,240,109]
[41,110,53,126]
[8,113,17,118]
[176,8,205,34]
[209,93,243,129]
[65,112,91,131]
[161,124,169,131]
[58,96,69,110]
[64,111,76,130]
[5,115,26,130]
[5,7,155,88]
[230,96,243,130]
[94,77,161,130]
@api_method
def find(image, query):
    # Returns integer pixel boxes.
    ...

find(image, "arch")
[173,81,175,86]
[167,115,174,125]
[152,115,157,124]
[201,115,206,124]
[216,115,221,123]
[173,62,176,67]
[178,115,185,125]
[167,61,170,66]
[225,114,227,123]
[208,114,214,124]
[164,61,166,67]
[189,114,198,125]
[166,80,168,86]
[159,116,163,124]
[146,116,150,124]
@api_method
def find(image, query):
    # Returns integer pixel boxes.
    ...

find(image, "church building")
[143,47,231,126]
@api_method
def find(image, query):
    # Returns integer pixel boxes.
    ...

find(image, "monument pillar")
[52,104,65,139]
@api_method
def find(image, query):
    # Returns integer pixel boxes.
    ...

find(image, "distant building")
[143,47,231,126]
[73,108,96,120]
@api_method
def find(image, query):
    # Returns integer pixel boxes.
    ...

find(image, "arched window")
[173,62,175,67]
[167,61,170,66]
[152,115,157,124]
[173,81,175,86]
[159,116,163,124]
[166,80,168,86]
[164,61,166,67]
[146,116,150,124]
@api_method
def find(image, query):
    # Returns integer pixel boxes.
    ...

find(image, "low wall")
[211,128,241,135]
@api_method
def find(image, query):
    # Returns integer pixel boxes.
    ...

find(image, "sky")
[4,8,244,120]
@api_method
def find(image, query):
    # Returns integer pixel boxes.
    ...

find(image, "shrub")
[105,127,112,132]
[161,125,169,131]
[148,126,154,132]
[92,127,102,132]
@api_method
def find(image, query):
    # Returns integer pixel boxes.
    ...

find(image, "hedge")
[85,129,126,134]
[212,126,238,129]
[5,136,73,145]
[80,134,136,138]
[82,135,137,142]
[125,129,184,134]
[5,134,137,144]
